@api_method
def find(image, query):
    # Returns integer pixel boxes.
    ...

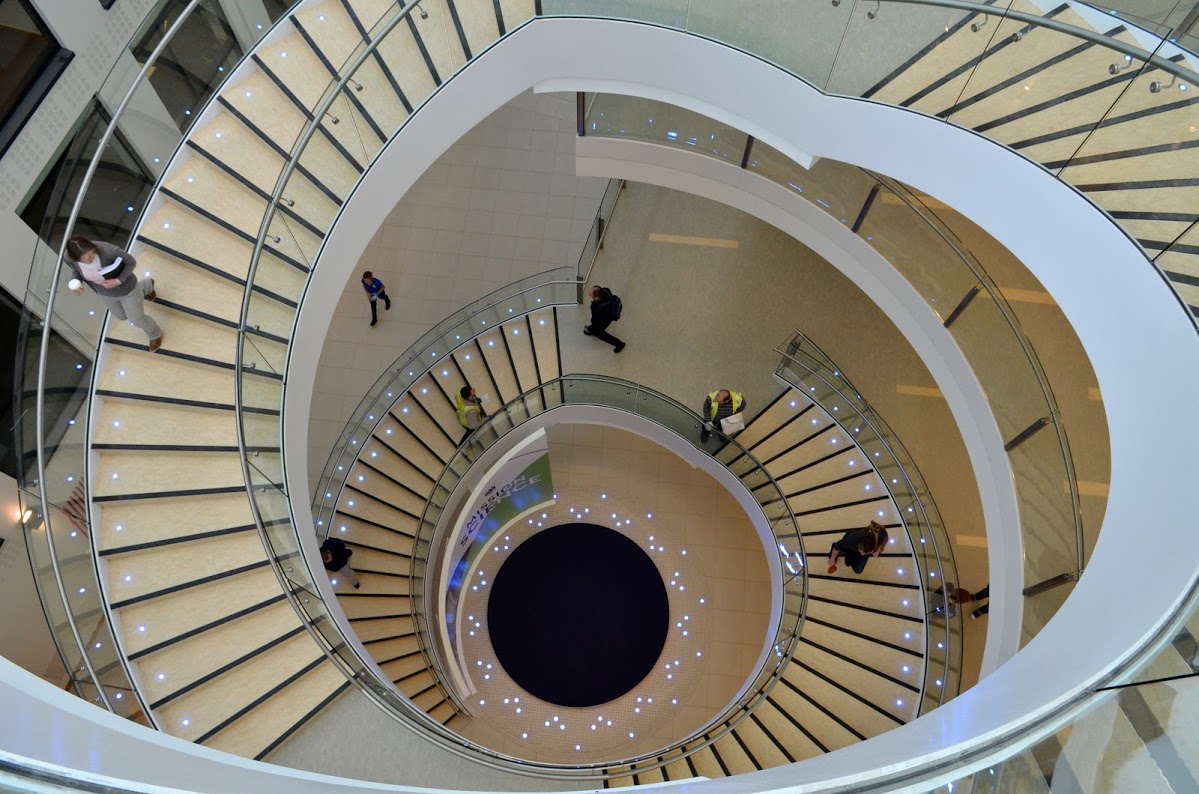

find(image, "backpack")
[609,293,623,321]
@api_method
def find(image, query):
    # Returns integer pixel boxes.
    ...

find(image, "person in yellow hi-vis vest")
[701,389,745,442]
[456,385,486,444]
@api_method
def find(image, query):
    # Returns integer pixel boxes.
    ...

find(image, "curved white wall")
[283,17,1199,790]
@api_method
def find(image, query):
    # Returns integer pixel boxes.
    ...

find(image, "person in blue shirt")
[361,270,391,326]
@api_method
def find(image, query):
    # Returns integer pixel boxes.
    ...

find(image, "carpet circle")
[487,522,670,708]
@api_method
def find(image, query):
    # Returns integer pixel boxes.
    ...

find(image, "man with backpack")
[584,285,626,353]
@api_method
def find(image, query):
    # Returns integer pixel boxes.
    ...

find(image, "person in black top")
[321,537,360,588]
[827,521,889,575]
[584,285,625,353]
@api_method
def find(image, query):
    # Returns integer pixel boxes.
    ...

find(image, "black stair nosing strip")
[806,593,926,625]
[149,624,308,710]
[705,734,733,777]
[240,321,292,348]
[807,574,923,591]
[95,389,235,413]
[478,329,516,402]
[803,550,912,561]
[362,630,417,645]
[1043,135,1199,172]
[553,307,564,382]
[289,13,341,78]
[315,122,366,174]
[777,675,869,743]
[353,568,413,582]
[101,523,259,557]
[336,591,412,600]
[92,442,241,453]
[468,336,506,404]
[784,494,889,516]
[1010,94,1199,151]
[1166,268,1199,288]
[250,54,316,121]
[254,677,353,761]
[804,638,921,693]
[804,615,923,657]
[498,314,525,394]
[783,468,874,499]
[94,484,246,504]
[491,0,507,35]
[396,671,437,691]
[154,296,239,331]
[293,159,347,207]
[899,2,1070,109]
[1113,209,1199,223]
[382,413,448,471]
[443,0,474,60]
[797,660,907,726]
[747,711,796,763]
[195,654,326,745]
[763,694,830,754]
[405,14,442,86]
[1150,240,1199,256]
[342,84,388,144]
[683,749,700,778]
[111,559,271,610]
[135,234,246,290]
[937,33,1108,119]
[355,459,429,504]
[344,538,413,558]
[158,186,260,246]
[860,0,1000,99]
[759,420,836,469]
[525,314,543,384]
[185,140,272,202]
[410,388,460,455]
[729,729,762,771]
[800,521,902,538]
[378,649,424,667]
[349,613,414,623]
[369,436,438,486]
[976,51,1187,136]
[103,337,233,372]
[756,444,854,489]
[215,96,291,160]
[341,484,422,524]
[1077,177,1199,192]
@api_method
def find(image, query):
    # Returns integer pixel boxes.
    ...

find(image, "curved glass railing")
[15,0,298,723]
[773,331,962,715]
[406,374,808,776]
[582,91,1083,643]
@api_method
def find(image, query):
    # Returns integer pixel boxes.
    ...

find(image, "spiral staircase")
[19,0,1199,788]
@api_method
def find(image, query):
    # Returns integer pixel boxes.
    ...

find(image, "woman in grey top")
[66,236,163,352]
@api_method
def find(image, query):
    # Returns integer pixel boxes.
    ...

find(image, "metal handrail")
[773,331,961,710]
[31,0,209,723]
[405,373,808,777]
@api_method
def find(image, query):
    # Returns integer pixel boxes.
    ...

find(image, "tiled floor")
[307,91,606,490]
[453,424,771,762]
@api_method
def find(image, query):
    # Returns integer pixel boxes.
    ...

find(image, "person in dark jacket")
[584,285,625,353]
[321,537,360,588]
[827,521,889,575]
[66,236,163,352]
[361,270,391,327]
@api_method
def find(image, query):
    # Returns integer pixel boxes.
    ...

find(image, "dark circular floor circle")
[487,523,669,708]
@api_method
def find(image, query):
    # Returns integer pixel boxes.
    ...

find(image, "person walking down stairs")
[701,389,746,443]
[321,537,360,589]
[583,285,625,353]
[66,235,163,353]
[455,385,486,444]
[827,521,889,575]
[970,584,991,620]
[361,270,391,327]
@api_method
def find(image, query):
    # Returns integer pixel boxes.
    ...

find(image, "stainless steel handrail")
[32,0,208,722]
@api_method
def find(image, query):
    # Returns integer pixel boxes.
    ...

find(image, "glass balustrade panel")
[586,93,749,163]
[746,139,879,232]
